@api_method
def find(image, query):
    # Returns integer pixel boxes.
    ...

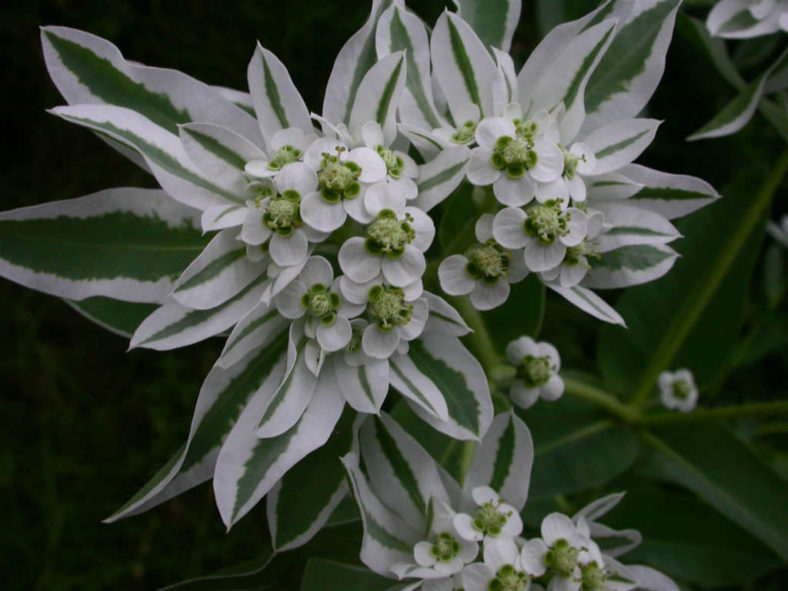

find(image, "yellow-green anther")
[263,191,302,235]
[376,145,404,179]
[472,501,509,537]
[465,241,510,284]
[519,355,552,387]
[581,562,607,591]
[544,539,579,578]
[366,210,414,257]
[562,146,580,180]
[301,284,341,325]
[429,532,461,563]
[524,201,569,245]
[489,565,530,591]
[268,145,301,170]
[515,119,538,141]
[492,136,537,179]
[564,241,587,267]
[368,285,412,331]
[318,150,362,202]
[672,380,692,401]
[451,120,477,144]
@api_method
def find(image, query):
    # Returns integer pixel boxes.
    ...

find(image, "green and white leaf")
[452,0,522,52]
[349,52,406,144]
[641,425,788,561]
[376,1,442,131]
[412,146,470,212]
[582,0,681,134]
[41,26,263,144]
[300,559,393,591]
[548,284,626,326]
[423,292,471,337]
[594,204,680,252]
[586,172,644,201]
[431,11,498,124]
[332,357,390,415]
[218,302,286,369]
[172,229,264,310]
[464,411,534,511]
[247,43,313,147]
[105,333,288,521]
[393,334,493,441]
[323,0,394,127]
[585,244,678,289]
[66,297,158,338]
[51,104,243,211]
[0,187,205,303]
[266,414,353,552]
[214,370,347,528]
[389,352,450,421]
[130,275,268,351]
[584,118,661,175]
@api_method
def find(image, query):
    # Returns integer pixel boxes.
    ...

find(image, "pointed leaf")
[452,0,522,52]
[300,559,392,591]
[349,52,406,143]
[0,187,205,303]
[413,146,470,212]
[548,284,626,325]
[585,244,678,289]
[584,118,660,175]
[66,297,157,338]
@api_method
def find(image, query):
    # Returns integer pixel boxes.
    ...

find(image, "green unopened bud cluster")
[491,136,538,179]
[524,200,569,245]
[465,241,510,284]
[263,190,302,236]
[451,120,477,144]
[429,532,461,563]
[368,285,412,331]
[376,145,405,179]
[366,210,415,257]
[302,283,341,326]
[268,145,302,171]
[318,149,361,202]
[489,564,529,591]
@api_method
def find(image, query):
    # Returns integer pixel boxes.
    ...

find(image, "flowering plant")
[1,0,787,589]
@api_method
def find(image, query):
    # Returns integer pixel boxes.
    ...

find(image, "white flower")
[244,126,316,178]
[462,537,531,591]
[409,502,479,577]
[453,486,523,545]
[338,183,434,287]
[438,214,528,310]
[658,368,698,412]
[359,120,420,200]
[505,336,563,409]
[339,275,427,360]
[707,0,788,39]
[240,162,326,266]
[767,213,788,248]
[535,143,597,204]
[273,256,362,352]
[539,210,604,288]
[433,102,482,147]
[300,137,387,232]
[467,115,564,207]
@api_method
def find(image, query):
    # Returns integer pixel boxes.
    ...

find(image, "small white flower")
[505,337,563,409]
[433,102,482,147]
[493,201,588,273]
[658,368,698,412]
[453,486,523,545]
[338,183,434,287]
[438,214,528,311]
[535,143,597,204]
[462,536,530,591]
[300,137,387,232]
[244,126,316,178]
[360,120,420,200]
[539,210,604,288]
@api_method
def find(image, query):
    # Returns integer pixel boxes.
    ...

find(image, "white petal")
[439,255,475,296]
[362,324,401,359]
[467,149,500,186]
[510,380,540,409]
[454,513,484,542]
[470,282,510,311]
[525,241,566,272]
[275,161,318,195]
[476,117,516,149]
[571,143,596,174]
[536,178,569,204]
[566,175,587,202]
[398,298,428,341]
[562,208,587,247]
[300,255,334,286]
[241,209,271,246]
[529,141,564,183]
[301,191,347,232]
[456,102,481,125]
[343,193,375,224]
[274,280,306,319]
[364,182,406,217]
[360,120,385,148]
[348,147,387,183]
[407,207,436,252]
[502,509,523,536]
[339,237,382,282]
[382,247,426,287]
[472,486,500,506]
[559,262,587,288]
[520,539,548,577]
[475,214,495,242]
[483,535,519,569]
[316,316,352,352]
[269,230,308,266]
[492,208,529,249]
[541,513,579,546]
[304,137,344,170]
[506,336,536,363]
[394,175,419,200]
[463,563,494,591]
[415,541,437,567]
[402,279,424,301]
[542,375,565,401]
[339,275,375,305]
[494,174,534,207]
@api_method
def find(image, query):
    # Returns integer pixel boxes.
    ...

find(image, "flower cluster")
[344,412,678,591]
[707,0,788,39]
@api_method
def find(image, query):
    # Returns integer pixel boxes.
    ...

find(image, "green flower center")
[581,562,607,591]
[562,146,580,180]
[514,118,538,141]
[519,355,552,387]
[451,120,477,144]
[318,150,362,203]
[249,184,275,205]
[429,532,461,563]
[366,210,415,257]
[524,200,569,245]
[491,136,537,179]
[672,379,692,400]
[544,539,579,578]
[263,190,302,236]
[564,241,587,266]
[473,501,510,537]
[465,241,510,285]
[346,324,363,354]
[488,564,529,591]
[268,145,301,171]
[368,285,412,332]
[376,145,404,179]
[301,283,341,326]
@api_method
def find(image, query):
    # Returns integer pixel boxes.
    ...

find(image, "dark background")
[0,1,784,589]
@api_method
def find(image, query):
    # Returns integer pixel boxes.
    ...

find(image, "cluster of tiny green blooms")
[524,200,569,245]
[581,562,607,591]
[452,120,478,144]
[513,118,538,141]
[376,145,404,179]
[489,564,529,591]
[368,285,412,331]
[268,144,302,171]
[301,283,341,326]
[491,136,538,179]
[263,190,302,236]
[465,241,510,284]
[672,380,692,400]
[430,532,461,563]
[318,150,361,202]
[544,539,579,578]
[518,355,552,388]
[472,501,509,536]
[366,210,415,258]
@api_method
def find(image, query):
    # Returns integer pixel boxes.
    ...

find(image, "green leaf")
[268,412,354,551]
[521,395,638,499]
[602,486,783,586]
[66,296,157,338]
[300,559,391,591]
[348,52,406,142]
[481,275,545,351]
[0,188,206,304]
[452,0,522,52]
[597,168,772,398]
[640,424,788,561]
[585,244,678,289]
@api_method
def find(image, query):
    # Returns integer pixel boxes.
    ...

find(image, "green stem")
[449,295,500,375]
[563,377,639,423]
[630,148,788,407]
[638,400,788,426]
